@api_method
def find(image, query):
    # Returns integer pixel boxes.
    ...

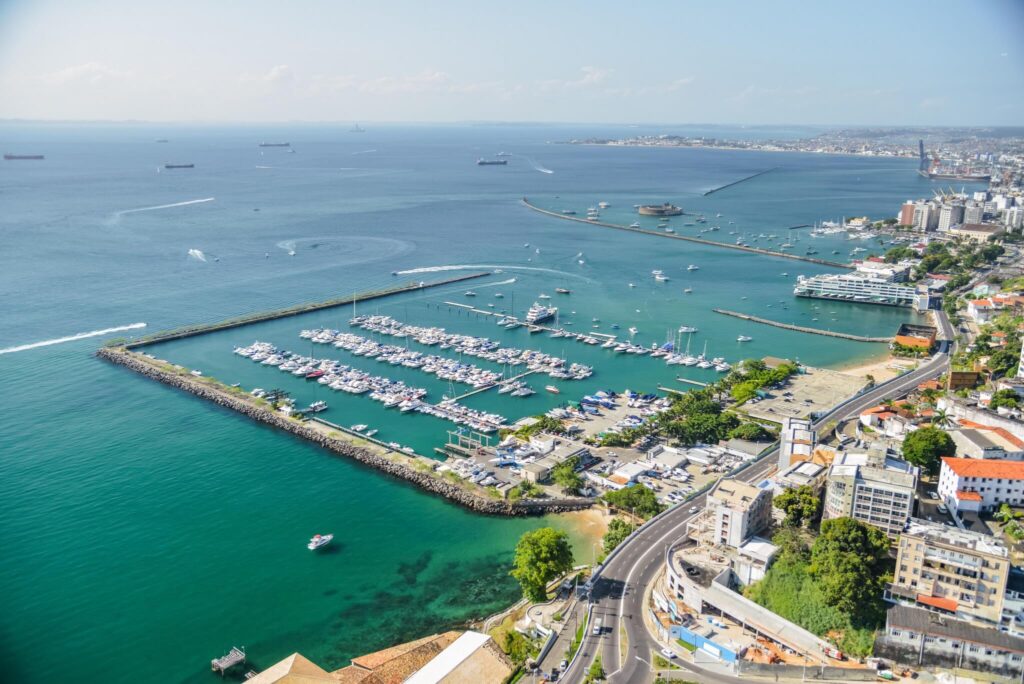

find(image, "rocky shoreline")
[97,347,593,517]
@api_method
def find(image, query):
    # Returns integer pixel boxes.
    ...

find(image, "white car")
[660,648,677,660]
[688,506,698,514]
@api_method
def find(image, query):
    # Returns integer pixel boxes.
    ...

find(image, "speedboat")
[678,325,698,333]
[737,335,753,342]
[308,533,333,551]
[307,400,328,412]
[351,424,368,432]
[555,288,571,294]
[628,326,639,335]
[464,291,477,297]
[545,385,560,394]
[683,287,693,294]
[687,264,699,271]
[365,429,378,437]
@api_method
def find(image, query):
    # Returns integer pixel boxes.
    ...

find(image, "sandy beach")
[834,354,917,384]
[558,506,612,547]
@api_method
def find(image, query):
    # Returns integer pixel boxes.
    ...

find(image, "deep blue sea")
[0,122,971,682]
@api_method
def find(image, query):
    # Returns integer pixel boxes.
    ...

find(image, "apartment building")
[705,479,773,549]
[823,449,918,537]
[778,416,814,470]
[886,519,1009,628]
[938,457,1024,513]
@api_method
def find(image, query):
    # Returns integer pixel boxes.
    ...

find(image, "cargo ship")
[637,202,683,216]
[4,154,44,160]
[164,163,195,169]
[477,158,508,166]
[917,139,990,182]
[259,142,291,147]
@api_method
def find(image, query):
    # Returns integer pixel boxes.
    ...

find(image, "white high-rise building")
[938,203,965,232]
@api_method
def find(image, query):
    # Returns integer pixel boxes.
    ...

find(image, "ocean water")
[0,123,976,682]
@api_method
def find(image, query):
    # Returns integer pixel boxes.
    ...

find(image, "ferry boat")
[525,302,557,324]
[308,533,333,551]
[545,385,560,394]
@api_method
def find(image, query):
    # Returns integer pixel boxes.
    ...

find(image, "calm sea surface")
[0,123,974,682]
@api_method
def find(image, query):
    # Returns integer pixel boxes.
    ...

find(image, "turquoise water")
[0,123,980,682]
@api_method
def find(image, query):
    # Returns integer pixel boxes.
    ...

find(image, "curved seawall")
[97,347,592,517]
[521,198,853,270]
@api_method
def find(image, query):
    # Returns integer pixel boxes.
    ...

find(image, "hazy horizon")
[1,0,1022,126]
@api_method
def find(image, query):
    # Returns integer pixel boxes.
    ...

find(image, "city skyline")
[1,0,1022,126]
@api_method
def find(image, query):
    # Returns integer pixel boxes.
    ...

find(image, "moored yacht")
[308,534,333,551]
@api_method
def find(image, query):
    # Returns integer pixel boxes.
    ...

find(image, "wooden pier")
[712,308,893,342]
[212,647,246,676]
[521,198,853,270]
[674,377,709,387]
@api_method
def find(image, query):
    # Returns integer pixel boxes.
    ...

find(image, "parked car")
[927,490,938,500]
[660,648,677,660]
[938,504,948,514]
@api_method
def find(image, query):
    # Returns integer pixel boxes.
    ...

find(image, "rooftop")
[942,456,1024,480]
[903,518,1007,558]
[830,451,917,489]
[709,479,765,510]
[886,605,1024,653]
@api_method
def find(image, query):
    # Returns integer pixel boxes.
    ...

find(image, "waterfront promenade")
[521,198,853,270]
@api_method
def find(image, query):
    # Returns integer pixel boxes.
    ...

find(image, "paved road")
[560,312,953,684]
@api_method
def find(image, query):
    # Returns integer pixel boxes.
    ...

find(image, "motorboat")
[308,534,333,551]
[737,335,753,342]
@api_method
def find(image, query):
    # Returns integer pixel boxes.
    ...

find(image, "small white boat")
[628,283,636,288]
[538,293,551,299]
[737,335,753,342]
[678,325,698,333]
[351,424,368,432]
[655,274,669,282]
[628,326,639,335]
[687,264,699,271]
[464,291,477,297]
[684,287,693,294]
[365,429,378,437]
[545,385,560,394]
[308,533,333,551]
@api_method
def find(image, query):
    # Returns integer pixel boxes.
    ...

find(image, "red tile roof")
[942,457,1024,480]
[956,490,983,502]
[917,594,958,612]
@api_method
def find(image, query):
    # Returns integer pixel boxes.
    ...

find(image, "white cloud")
[263,64,293,84]
[42,62,133,85]
[537,66,611,93]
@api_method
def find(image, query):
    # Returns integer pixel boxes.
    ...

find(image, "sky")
[0,0,1022,126]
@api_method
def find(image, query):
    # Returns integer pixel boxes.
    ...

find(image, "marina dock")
[122,273,491,349]
[441,301,619,340]
[713,308,893,342]
[702,167,777,196]
[521,198,852,269]
[211,647,245,676]
[448,369,540,401]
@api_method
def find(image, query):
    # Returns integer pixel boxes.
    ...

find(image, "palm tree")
[932,408,952,429]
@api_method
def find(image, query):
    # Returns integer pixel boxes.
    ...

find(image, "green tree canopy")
[552,455,584,494]
[901,426,956,475]
[602,484,665,519]
[990,388,1021,410]
[602,517,634,554]
[808,518,891,623]
[510,527,575,601]
[774,485,820,528]
[728,421,773,442]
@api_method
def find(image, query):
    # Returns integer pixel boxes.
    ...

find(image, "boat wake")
[519,155,554,174]
[473,277,517,289]
[396,264,590,281]
[0,323,147,355]
[188,248,207,262]
[114,197,215,217]
[352,149,377,155]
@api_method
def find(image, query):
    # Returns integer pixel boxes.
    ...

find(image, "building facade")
[778,417,815,470]
[938,457,1024,513]
[706,479,773,549]
[887,519,1009,627]
[823,449,918,537]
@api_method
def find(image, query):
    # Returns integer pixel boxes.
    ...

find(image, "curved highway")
[561,312,952,684]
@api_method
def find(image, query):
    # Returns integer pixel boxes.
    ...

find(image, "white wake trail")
[0,323,147,355]
[114,198,215,216]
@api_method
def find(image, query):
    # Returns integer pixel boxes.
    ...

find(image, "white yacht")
[308,534,333,551]
[525,302,557,324]
[678,325,698,333]
[687,264,699,271]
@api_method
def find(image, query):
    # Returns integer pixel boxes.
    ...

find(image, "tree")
[510,527,574,601]
[996,503,1021,526]
[774,485,820,528]
[932,408,952,429]
[552,456,584,494]
[728,421,773,442]
[901,427,956,475]
[602,517,634,554]
[808,518,891,622]
[503,630,533,665]
[990,388,1021,410]
[602,484,665,519]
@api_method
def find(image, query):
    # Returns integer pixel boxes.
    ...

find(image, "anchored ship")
[525,302,557,324]
[917,139,991,182]
[259,142,291,147]
[4,154,44,160]
[477,158,508,166]
[164,163,194,169]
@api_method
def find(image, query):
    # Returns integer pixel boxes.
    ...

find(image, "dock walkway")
[713,309,892,342]
[448,369,540,401]
[211,647,245,676]
[521,198,852,270]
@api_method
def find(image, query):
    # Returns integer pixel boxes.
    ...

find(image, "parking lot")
[743,366,866,423]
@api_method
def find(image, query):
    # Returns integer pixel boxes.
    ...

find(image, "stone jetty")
[97,347,592,517]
